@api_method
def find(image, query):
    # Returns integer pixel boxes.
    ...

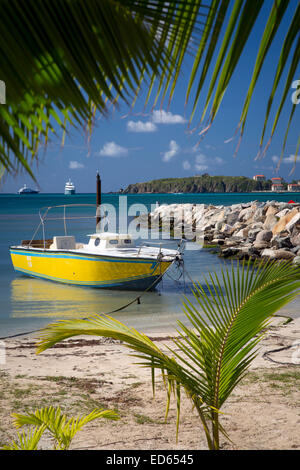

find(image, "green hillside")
[123,175,273,193]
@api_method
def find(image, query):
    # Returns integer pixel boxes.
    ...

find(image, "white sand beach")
[0,316,299,450]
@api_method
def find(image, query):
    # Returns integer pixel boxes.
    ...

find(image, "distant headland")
[122,175,300,194]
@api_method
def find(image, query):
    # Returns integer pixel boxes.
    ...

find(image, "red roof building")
[271,183,284,192]
[253,175,265,181]
[287,184,300,192]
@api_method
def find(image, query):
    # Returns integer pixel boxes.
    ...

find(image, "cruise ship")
[18,184,39,194]
[64,179,76,195]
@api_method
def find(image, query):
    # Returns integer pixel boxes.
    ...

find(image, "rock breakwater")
[140,201,300,264]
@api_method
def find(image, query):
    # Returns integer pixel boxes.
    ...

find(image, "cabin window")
[109,239,118,245]
[94,238,100,247]
[123,239,131,244]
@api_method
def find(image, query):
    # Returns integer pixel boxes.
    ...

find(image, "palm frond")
[1,0,299,179]
[1,425,46,450]
[11,406,119,450]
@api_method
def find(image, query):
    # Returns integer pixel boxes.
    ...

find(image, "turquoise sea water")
[1,192,300,338]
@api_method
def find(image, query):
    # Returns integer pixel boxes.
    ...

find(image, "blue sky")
[2,1,300,193]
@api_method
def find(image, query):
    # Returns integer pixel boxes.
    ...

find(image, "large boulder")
[265,205,279,217]
[235,227,249,238]
[220,223,234,235]
[226,210,240,226]
[261,249,276,259]
[261,249,295,260]
[291,230,300,247]
[253,241,270,250]
[238,207,254,222]
[270,236,293,250]
[285,212,300,233]
[272,208,299,235]
[255,230,273,243]
[272,250,296,260]
[248,228,262,239]
[275,208,290,219]
[263,214,278,231]
[253,207,265,222]
[220,247,240,258]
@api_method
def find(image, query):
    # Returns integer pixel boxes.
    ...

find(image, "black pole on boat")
[96,171,101,232]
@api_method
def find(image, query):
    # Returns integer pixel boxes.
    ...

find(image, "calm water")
[1,192,300,338]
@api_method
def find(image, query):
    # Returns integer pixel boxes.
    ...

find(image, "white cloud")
[195,164,209,172]
[283,154,297,164]
[182,160,191,170]
[272,154,297,164]
[194,153,224,171]
[205,144,216,150]
[69,161,84,169]
[99,141,128,157]
[162,140,179,162]
[152,110,186,124]
[195,154,207,165]
[127,120,157,133]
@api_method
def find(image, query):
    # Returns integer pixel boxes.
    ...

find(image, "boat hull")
[10,247,171,290]
[18,190,39,194]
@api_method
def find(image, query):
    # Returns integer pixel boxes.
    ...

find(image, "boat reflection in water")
[10,277,133,319]
[9,274,188,334]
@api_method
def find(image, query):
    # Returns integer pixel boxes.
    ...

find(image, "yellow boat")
[10,205,182,290]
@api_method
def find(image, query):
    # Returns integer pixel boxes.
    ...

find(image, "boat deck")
[11,244,180,262]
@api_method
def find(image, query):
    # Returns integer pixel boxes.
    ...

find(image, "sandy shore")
[0,316,299,450]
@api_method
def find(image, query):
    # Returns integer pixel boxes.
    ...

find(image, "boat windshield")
[26,204,102,248]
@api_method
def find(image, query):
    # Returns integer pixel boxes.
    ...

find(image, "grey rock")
[220,247,239,258]
[212,238,225,245]
[261,249,276,259]
[224,239,239,246]
[263,214,278,231]
[220,223,234,234]
[255,230,273,243]
[271,236,293,250]
[253,241,270,250]
[253,207,265,222]
[238,207,254,222]
[226,211,240,226]
[271,249,295,260]
[234,227,249,238]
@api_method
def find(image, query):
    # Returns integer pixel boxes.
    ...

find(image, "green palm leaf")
[1,425,46,450]
[10,406,119,450]
[36,260,300,450]
[1,1,299,179]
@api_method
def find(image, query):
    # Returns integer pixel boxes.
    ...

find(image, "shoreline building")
[253,174,266,181]
[287,183,300,192]
[271,177,283,183]
[271,183,284,192]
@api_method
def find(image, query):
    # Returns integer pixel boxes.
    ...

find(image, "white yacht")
[64,179,76,195]
[18,184,39,194]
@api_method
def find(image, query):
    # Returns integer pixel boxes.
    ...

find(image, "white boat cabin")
[48,233,135,251]
[87,233,135,250]
[39,232,180,261]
